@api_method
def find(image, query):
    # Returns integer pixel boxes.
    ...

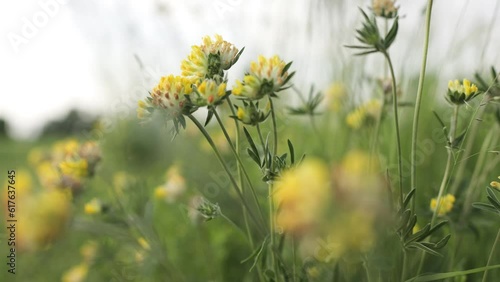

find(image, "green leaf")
[405,264,500,282]
[247,148,261,167]
[403,189,416,210]
[472,202,499,214]
[288,139,295,164]
[407,242,442,257]
[405,223,431,245]
[427,220,448,237]
[384,17,399,49]
[205,110,214,126]
[241,236,269,272]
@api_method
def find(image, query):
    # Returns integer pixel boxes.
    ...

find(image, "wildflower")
[231,100,270,125]
[143,75,196,120]
[181,34,240,79]
[191,78,227,106]
[17,190,71,251]
[36,161,61,189]
[84,198,103,215]
[59,159,89,179]
[324,82,346,112]
[80,241,98,264]
[155,165,186,203]
[317,212,375,261]
[52,139,80,161]
[196,198,221,221]
[491,176,500,189]
[274,159,330,235]
[346,99,381,129]
[372,0,398,18]
[430,194,456,216]
[446,79,480,105]
[78,141,101,174]
[232,55,293,100]
[61,263,88,282]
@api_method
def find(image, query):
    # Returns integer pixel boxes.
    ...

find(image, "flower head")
[62,263,88,282]
[372,0,398,18]
[232,55,293,100]
[145,75,196,119]
[346,99,381,129]
[191,79,227,106]
[447,79,480,105]
[274,159,330,235]
[84,198,103,215]
[490,176,500,189]
[155,165,186,203]
[430,194,456,216]
[181,34,240,79]
[325,82,346,113]
[231,100,270,125]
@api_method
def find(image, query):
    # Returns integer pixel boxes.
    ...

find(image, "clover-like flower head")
[446,79,480,105]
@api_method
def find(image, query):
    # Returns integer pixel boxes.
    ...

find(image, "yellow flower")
[52,139,80,161]
[274,159,330,235]
[447,78,480,105]
[155,165,186,203]
[137,237,151,250]
[59,159,89,179]
[346,107,366,129]
[430,194,455,216]
[192,79,227,106]
[316,212,375,261]
[232,55,291,100]
[346,99,381,129]
[17,190,71,252]
[84,198,103,215]
[37,161,61,189]
[181,34,239,79]
[324,82,346,112]
[372,0,398,18]
[490,176,500,189]
[80,241,98,263]
[61,263,88,282]
[147,75,196,119]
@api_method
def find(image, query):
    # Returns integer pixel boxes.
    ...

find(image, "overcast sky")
[1,0,499,139]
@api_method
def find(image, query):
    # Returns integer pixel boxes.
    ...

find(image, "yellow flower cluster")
[154,165,187,203]
[346,99,382,129]
[233,55,291,100]
[30,139,101,194]
[430,194,456,216]
[447,79,480,105]
[181,34,239,79]
[274,159,330,235]
[192,79,227,106]
[324,82,346,113]
[372,0,398,18]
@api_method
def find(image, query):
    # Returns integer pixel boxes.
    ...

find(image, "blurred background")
[0,0,499,140]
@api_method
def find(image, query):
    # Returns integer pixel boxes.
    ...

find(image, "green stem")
[417,105,459,274]
[401,249,407,282]
[268,96,279,280]
[482,228,500,282]
[410,0,434,211]
[187,114,265,236]
[212,108,268,230]
[382,51,404,208]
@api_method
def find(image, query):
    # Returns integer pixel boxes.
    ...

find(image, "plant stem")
[411,0,434,211]
[268,96,279,280]
[401,249,407,282]
[482,228,500,282]
[256,123,266,151]
[212,108,268,229]
[417,105,459,274]
[187,114,265,236]
[382,51,404,208]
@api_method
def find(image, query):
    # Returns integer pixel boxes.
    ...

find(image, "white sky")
[0,0,499,139]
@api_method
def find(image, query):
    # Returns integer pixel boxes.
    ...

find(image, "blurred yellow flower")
[181,34,239,79]
[430,194,455,216]
[61,263,88,282]
[324,82,346,112]
[274,159,330,235]
[346,99,381,129]
[80,241,98,264]
[52,139,80,161]
[137,237,151,250]
[59,159,89,179]
[84,198,103,215]
[17,190,71,251]
[37,161,61,189]
[233,55,291,100]
[155,165,186,203]
[372,0,398,18]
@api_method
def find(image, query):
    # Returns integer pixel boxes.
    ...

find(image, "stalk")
[188,114,265,236]
[268,96,279,279]
[382,51,404,208]
[482,228,500,282]
[410,0,434,210]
